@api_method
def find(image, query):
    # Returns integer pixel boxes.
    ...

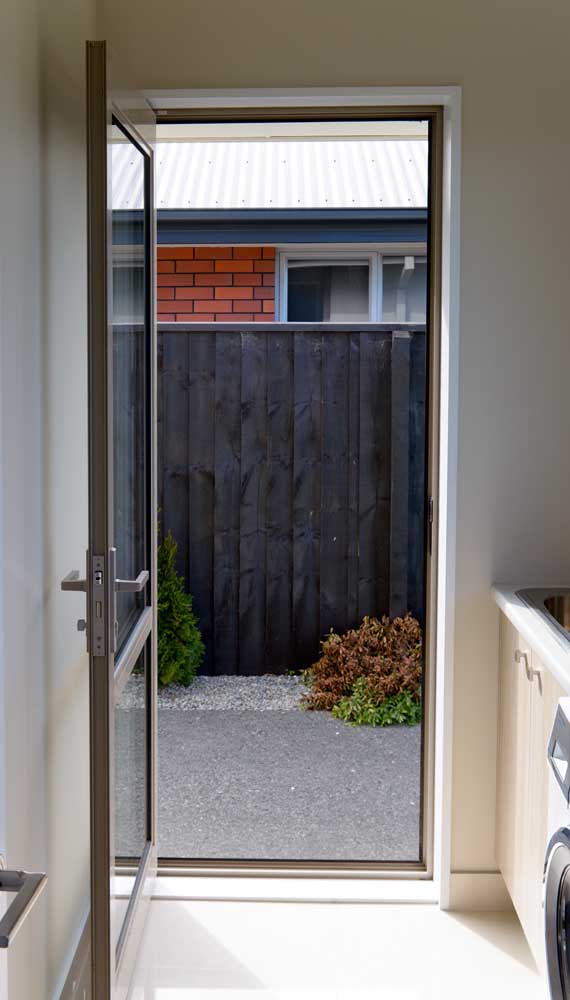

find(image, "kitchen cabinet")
[496,613,563,969]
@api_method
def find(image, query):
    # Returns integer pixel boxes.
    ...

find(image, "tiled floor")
[129,899,548,999]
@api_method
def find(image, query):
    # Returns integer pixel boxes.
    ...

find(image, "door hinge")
[427,495,434,556]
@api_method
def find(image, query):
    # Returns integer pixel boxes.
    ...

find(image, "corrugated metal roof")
[112,139,428,211]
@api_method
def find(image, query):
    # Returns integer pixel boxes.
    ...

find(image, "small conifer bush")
[157,531,204,686]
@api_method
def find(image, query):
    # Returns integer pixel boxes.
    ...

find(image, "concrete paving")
[157,707,421,862]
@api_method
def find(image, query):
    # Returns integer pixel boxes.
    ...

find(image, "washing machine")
[544,698,570,997]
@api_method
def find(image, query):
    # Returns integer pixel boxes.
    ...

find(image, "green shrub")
[332,677,421,727]
[157,531,204,686]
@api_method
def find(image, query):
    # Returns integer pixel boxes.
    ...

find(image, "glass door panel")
[84,41,157,997]
[112,122,149,652]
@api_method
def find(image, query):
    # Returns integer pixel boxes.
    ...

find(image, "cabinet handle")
[515,648,542,682]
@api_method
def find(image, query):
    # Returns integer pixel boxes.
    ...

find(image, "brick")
[254,286,274,299]
[263,273,276,286]
[158,273,194,286]
[195,272,232,286]
[158,298,180,312]
[234,299,261,313]
[254,313,275,322]
[233,313,254,321]
[158,246,194,259]
[175,313,195,321]
[215,286,254,300]
[216,314,235,321]
[262,247,276,259]
[195,299,225,313]
[234,272,261,286]
[158,260,175,273]
[215,259,253,273]
[253,260,275,272]
[159,313,176,321]
[175,286,214,300]
[191,313,217,322]
[176,260,214,273]
[233,246,262,259]
[195,246,232,259]
[262,298,275,312]
[158,287,174,300]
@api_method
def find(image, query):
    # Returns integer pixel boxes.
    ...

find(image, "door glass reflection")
[113,646,148,953]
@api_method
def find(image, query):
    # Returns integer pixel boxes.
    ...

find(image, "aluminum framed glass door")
[86,41,157,997]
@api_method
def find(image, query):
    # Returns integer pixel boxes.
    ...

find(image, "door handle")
[61,558,89,637]
[515,648,542,682]
[115,570,149,593]
[61,570,87,592]
[62,553,149,654]
[0,869,47,948]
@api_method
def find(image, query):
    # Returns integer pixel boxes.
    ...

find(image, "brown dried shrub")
[302,613,423,711]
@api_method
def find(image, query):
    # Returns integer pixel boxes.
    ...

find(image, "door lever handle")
[115,570,149,593]
[0,869,47,948]
[61,570,87,592]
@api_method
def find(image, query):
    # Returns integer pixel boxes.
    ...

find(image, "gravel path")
[119,674,310,711]
[158,674,310,710]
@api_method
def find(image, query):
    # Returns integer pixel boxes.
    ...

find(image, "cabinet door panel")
[496,616,532,920]
[525,653,564,969]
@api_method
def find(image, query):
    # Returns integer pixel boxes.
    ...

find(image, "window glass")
[287,263,369,322]
[381,255,427,323]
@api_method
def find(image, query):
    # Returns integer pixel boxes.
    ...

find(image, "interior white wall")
[0,0,94,996]
[40,0,95,993]
[98,0,570,887]
[0,1,46,995]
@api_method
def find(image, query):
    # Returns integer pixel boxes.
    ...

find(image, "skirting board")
[448,871,512,911]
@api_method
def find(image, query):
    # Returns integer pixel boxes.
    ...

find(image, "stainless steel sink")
[517,588,570,645]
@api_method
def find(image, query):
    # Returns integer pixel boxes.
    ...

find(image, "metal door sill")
[150,874,439,904]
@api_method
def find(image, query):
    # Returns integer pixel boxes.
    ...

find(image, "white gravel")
[122,674,310,711]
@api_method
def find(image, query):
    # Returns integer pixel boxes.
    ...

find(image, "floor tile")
[128,900,548,999]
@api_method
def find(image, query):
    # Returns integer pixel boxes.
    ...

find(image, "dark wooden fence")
[158,323,426,676]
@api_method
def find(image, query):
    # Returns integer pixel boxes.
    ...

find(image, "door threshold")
[151,874,439,904]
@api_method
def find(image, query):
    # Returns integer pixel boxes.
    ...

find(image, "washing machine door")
[545,829,570,998]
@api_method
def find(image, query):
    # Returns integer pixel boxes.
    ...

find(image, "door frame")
[86,42,158,996]
[149,89,461,900]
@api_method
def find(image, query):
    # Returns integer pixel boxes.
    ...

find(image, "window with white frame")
[277,248,427,323]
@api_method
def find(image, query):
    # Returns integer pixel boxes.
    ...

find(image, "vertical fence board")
[213,333,241,674]
[358,332,391,619]
[346,332,360,627]
[161,332,190,583]
[239,333,268,674]
[293,333,323,668]
[157,335,165,526]
[408,333,427,623]
[389,333,411,618]
[320,334,350,636]
[266,332,294,672]
[188,333,215,672]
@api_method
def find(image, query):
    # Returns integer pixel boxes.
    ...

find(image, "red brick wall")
[157,246,276,321]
